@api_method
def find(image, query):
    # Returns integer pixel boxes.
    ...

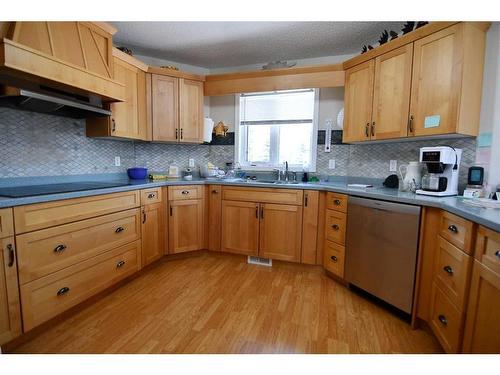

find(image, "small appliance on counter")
[415,146,462,197]
[463,166,485,198]
[398,161,422,192]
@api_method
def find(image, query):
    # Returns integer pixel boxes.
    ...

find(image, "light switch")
[389,160,397,172]
[189,158,195,168]
[329,159,336,169]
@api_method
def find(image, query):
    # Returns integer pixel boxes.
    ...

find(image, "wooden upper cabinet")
[179,79,204,143]
[87,51,148,140]
[221,200,259,256]
[259,204,303,263]
[151,74,179,142]
[0,237,22,345]
[342,60,374,143]
[462,261,500,353]
[372,44,413,140]
[410,23,486,137]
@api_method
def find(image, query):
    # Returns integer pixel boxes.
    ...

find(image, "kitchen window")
[235,89,319,171]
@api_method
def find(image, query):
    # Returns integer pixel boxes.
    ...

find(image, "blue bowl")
[127,167,148,180]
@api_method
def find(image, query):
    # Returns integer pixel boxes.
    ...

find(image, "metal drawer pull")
[438,314,448,326]
[57,287,70,296]
[332,224,340,230]
[54,244,67,253]
[212,189,218,194]
[115,226,125,233]
[147,193,156,199]
[365,123,370,137]
[371,121,375,136]
[7,244,15,267]
[443,265,454,275]
[448,224,458,233]
[116,260,126,268]
[334,199,341,205]
[495,250,500,258]
[142,210,147,224]
[181,190,190,195]
[111,118,116,132]
[330,255,338,262]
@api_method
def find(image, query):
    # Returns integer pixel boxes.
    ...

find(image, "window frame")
[234,89,319,172]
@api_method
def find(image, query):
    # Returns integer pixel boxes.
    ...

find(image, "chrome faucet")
[284,161,289,182]
[273,168,282,182]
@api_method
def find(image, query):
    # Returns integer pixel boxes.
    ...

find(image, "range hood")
[0,85,111,119]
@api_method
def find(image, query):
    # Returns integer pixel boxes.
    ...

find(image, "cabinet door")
[462,261,500,353]
[0,237,22,345]
[343,60,375,143]
[152,74,179,142]
[410,24,462,136]
[208,185,222,251]
[301,191,319,264]
[221,201,259,256]
[372,44,413,140]
[259,204,303,262]
[168,199,203,254]
[109,57,146,140]
[141,202,165,267]
[179,79,204,143]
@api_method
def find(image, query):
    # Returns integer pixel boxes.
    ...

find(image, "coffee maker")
[416,146,462,197]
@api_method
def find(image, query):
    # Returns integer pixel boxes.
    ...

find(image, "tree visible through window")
[236,89,317,171]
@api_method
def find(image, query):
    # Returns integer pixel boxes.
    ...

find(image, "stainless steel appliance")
[345,197,421,314]
[416,146,462,197]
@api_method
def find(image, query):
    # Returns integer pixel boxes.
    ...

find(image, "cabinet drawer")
[168,185,203,200]
[323,240,345,278]
[140,187,162,205]
[434,236,472,310]
[325,210,347,245]
[20,240,141,331]
[474,225,500,275]
[14,190,141,233]
[430,282,463,353]
[222,186,303,206]
[0,208,14,239]
[439,211,475,254]
[326,192,348,213]
[16,209,141,284]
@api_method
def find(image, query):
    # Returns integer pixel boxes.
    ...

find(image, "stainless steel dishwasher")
[345,196,421,314]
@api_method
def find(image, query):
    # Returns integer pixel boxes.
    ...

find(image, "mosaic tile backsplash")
[0,108,476,190]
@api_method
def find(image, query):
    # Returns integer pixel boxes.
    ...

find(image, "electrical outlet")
[328,159,336,169]
[389,160,397,172]
[114,156,121,167]
[188,158,195,168]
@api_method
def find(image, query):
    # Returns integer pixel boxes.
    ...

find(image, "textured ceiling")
[112,22,405,68]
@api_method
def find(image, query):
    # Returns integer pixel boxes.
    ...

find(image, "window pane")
[241,90,314,122]
[278,123,313,167]
[246,125,271,163]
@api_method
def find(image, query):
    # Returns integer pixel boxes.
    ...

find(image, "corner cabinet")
[141,188,165,267]
[149,73,204,143]
[342,22,489,143]
[86,49,149,140]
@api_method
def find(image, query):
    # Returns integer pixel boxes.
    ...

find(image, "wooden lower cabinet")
[259,204,303,262]
[208,185,222,251]
[141,202,165,267]
[462,261,500,353]
[221,201,259,256]
[301,191,319,264]
[0,237,22,345]
[168,199,203,254]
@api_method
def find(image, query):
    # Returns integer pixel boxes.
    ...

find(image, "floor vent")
[247,256,272,267]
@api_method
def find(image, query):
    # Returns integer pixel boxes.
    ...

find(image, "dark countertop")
[0,177,499,232]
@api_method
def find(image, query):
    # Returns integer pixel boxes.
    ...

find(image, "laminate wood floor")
[12,252,443,354]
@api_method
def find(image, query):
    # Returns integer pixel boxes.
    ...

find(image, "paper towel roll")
[204,117,214,143]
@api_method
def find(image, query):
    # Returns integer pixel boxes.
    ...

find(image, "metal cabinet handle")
[448,224,458,233]
[371,121,375,136]
[111,118,116,132]
[443,265,454,275]
[180,128,183,140]
[304,193,308,207]
[330,255,338,262]
[170,206,173,216]
[365,122,370,137]
[495,250,500,258]
[181,190,190,195]
[147,193,156,199]
[57,287,70,296]
[7,244,15,267]
[54,244,67,253]
[332,224,340,230]
[438,314,447,326]
[115,226,125,233]
[211,189,218,194]
[116,260,126,268]
[334,199,341,206]
[255,205,259,219]
[408,115,414,133]
[142,210,147,224]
